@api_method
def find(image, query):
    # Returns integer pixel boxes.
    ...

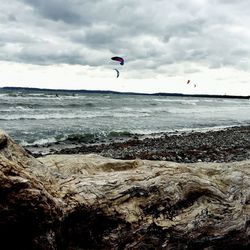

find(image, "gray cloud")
[8,14,17,22]
[0,0,250,77]
[21,0,82,24]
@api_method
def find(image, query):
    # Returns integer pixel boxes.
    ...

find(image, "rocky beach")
[27,125,250,163]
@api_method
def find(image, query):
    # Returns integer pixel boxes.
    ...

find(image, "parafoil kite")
[111,56,124,65]
[114,69,120,78]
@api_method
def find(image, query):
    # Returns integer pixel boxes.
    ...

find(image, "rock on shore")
[0,129,249,249]
[28,125,250,163]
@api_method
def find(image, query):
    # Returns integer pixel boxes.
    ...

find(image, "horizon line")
[0,86,249,99]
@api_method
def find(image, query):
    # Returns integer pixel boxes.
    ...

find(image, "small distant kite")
[114,69,120,78]
[187,80,190,84]
[111,56,124,65]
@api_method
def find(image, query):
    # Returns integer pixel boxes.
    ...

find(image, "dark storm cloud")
[1,0,250,75]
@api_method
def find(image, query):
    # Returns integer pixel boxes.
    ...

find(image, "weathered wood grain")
[0,129,249,249]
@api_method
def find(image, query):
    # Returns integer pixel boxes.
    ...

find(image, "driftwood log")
[0,129,249,249]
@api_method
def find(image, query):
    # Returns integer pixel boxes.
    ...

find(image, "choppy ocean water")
[1,89,250,146]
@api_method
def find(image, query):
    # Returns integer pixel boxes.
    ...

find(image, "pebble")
[26,125,250,163]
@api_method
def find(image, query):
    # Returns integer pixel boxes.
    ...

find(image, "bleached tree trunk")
[0,130,249,249]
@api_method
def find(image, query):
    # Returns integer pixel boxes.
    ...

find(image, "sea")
[1,88,250,147]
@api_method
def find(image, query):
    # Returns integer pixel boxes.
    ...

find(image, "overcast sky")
[0,0,250,95]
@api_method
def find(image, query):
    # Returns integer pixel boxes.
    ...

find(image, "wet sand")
[27,125,250,163]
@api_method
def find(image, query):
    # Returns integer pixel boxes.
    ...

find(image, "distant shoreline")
[1,86,249,99]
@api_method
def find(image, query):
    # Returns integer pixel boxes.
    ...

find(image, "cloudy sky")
[0,0,250,95]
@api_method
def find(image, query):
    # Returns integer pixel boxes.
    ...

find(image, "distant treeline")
[1,86,249,99]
